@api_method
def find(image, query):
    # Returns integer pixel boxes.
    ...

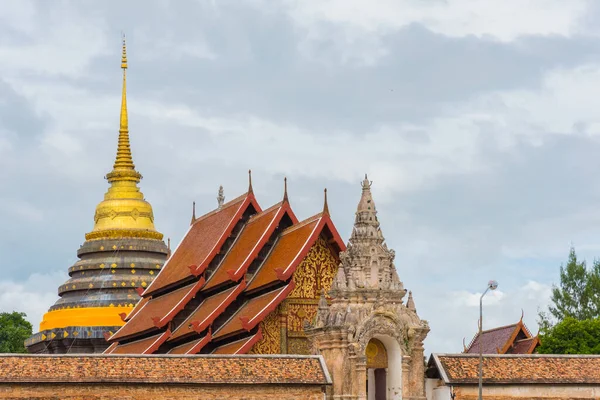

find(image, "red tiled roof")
[107,330,170,354]
[110,279,204,341]
[124,296,149,322]
[465,323,519,354]
[430,354,600,384]
[212,329,264,354]
[213,282,295,339]
[144,193,259,296]
[246,212,345,292]
[106,184,344,356]
[507,337,540,354]
[0,354,332,385]
[169,281,246,341]
[168,332,212,355]
[203,202,294,291]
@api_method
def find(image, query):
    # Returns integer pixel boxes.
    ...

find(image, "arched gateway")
[307,176,429,400]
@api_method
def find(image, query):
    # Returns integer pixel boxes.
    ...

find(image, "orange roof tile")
[169,281,247,342]
[107,330,170,355]
[212,329,264,355]
[246,215,321,292]
[144,193,259,296]
[203,202,293,291]
[213,282,294,339]
[110,279,204,341]
[124,296,149,322]
[167,332,212,355]
[0,354,331,385]
[430,354,600,384]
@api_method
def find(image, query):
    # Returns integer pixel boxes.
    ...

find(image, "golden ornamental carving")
[287,303,318,334]
[85,229,164,241]
[289,237,338,299]
[248,309,280,354]
[366,338,388,369]
[94,208,153,223]
[287,337,310,355]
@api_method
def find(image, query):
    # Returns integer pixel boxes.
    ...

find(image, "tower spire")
[106,34,141,183]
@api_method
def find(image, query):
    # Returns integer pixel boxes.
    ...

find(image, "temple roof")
[465,317,540,354]
[107,184,345,354]
[0,354,331,385]
[428,353,600,385]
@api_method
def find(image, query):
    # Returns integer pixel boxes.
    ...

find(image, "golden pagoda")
[26,38,169,353]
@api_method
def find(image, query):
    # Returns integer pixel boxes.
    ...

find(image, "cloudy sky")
[3,0,600,354]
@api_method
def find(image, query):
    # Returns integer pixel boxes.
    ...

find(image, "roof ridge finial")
[283,177,288,202]
[248,170,253,193]
[463,337,468,353]
[323,188,329,215]
[105,33,141,184]
[190,201,196,225]
[217,185,225,208]
[520,308,524,323]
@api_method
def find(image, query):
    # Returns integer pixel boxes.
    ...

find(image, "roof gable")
[144,193,260,296]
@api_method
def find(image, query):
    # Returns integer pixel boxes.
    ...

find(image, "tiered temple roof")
[106,178,345,354]
[26,39,169,353]
[464,314,540,354]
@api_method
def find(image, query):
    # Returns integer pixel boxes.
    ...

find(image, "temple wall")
[425,380,600,400]
[0,384,325,400]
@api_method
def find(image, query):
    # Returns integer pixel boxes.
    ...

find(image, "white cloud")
[0,270,67,330]
[282,0,589,42]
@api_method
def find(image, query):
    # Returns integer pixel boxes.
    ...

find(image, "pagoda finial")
[248,170,253,193]
[283,177,288,202]
[190,201,196,225]
[105,34,141,184]
[217,185,225,208]
[323,188,330,215]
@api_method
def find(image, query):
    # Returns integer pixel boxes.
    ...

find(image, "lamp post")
[478,279,498,400]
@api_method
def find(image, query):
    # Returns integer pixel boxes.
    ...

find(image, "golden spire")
[85,37,161,241]
[106,35,141,183]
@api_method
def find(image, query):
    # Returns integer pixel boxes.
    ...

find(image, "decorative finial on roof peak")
[520,308,524,322]
[407,290,416,312]
[190,201,196,225]
[283,177,288,202]
[248,169,253,193]
[323,188,329,215]
[217,185,225,208]
[463,337,468,353]
[361,173,372,190]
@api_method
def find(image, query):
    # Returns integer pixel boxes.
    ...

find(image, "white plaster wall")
[373,334,402,400]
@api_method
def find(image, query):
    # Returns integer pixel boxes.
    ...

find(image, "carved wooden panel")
[248,307,280,354]
[289,236,338,299]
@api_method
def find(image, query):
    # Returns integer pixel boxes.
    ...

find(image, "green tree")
[0,312,32,353]
[538,317,600,354]
[539,248,600,328]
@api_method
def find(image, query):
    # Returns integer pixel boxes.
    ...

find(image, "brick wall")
[0,383,325,400]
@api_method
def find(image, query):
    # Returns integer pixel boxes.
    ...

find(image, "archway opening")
[366,338,387,400]
[365,335,403,400]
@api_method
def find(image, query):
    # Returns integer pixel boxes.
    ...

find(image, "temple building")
[463,314,540,355]
[105,175,345,355]
[25,40,169,354]
[307,176,430,400]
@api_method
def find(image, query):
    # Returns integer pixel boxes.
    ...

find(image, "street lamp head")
[488,280,498,290]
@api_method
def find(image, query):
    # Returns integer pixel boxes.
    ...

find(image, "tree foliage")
[0,311,32,353]
[538,317,600,354]
[539,248,600,328]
